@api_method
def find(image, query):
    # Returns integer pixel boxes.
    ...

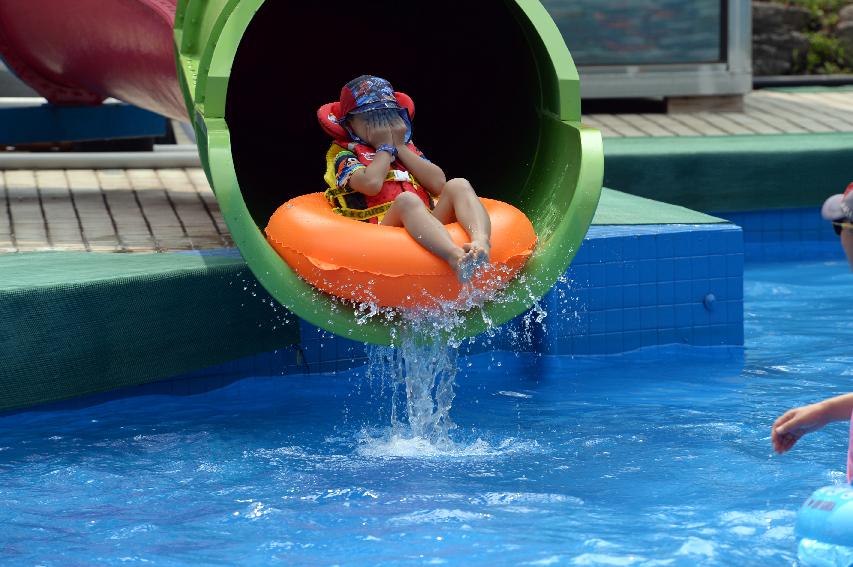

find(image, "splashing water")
[315,258,557,454]
[365,315,460,450]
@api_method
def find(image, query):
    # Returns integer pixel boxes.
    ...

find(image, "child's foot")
[452,248,489,284]
[463,239,491,264]
[450,248,479,283]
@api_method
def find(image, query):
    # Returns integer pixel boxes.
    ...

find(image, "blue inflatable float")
[797,484,853,566]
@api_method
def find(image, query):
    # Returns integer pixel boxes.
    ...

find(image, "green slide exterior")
[173,0,603,345]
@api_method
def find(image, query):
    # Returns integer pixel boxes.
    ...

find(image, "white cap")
[822,185,853,221]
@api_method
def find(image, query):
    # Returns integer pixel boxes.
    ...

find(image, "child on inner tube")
[319,75,491,283]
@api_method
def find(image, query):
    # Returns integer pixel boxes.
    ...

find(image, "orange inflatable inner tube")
[265,193,537,309]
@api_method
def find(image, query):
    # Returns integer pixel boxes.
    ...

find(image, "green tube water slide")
[175,0,603,345]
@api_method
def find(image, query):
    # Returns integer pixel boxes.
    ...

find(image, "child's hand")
[772,402,830,454]
[390,116,408,147]
[368,127,394,148]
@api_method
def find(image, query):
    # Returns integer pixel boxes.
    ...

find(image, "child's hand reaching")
[772,402,830,454]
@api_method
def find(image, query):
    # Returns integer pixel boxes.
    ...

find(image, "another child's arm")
[772,393,853,454]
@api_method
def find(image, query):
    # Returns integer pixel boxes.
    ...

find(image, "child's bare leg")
[842,228,853,271]
[431,178,492,262]
[381,192,473,281]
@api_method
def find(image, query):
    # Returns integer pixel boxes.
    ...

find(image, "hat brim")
[347,101,400,114]
[317,92,415,139]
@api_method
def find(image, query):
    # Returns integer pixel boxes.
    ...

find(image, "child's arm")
[390,119,446,196]
[397,145,446,196]
[772,393,853,454]
[348,151,393,196]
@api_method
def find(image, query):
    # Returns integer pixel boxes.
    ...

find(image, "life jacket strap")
[332,202,394,221]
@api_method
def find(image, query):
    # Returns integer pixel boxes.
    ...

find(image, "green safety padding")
[592,188,725,225]
[603,133,853,213]
[1,251,239,289]
[0,252,299,412]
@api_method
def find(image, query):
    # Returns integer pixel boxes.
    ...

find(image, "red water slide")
[0,0,186,120]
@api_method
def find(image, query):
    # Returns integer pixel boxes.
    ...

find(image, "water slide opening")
[226,0,543,229]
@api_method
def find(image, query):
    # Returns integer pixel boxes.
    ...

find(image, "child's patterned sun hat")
[317,75,415,141]
[340,75,401,116]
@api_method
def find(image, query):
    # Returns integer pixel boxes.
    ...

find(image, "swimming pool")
[1,260,851,565]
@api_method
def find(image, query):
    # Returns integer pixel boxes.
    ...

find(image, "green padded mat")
[0,252,300,412]
[603,132,853,213]
[592,188,724,225]
[1,252,243,289]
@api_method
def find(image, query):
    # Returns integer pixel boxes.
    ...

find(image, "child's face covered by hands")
[349,110,408,148]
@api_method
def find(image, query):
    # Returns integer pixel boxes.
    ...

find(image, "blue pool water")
[2,261,853,565]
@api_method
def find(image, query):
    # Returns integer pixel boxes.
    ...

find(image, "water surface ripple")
[1,261,852,565]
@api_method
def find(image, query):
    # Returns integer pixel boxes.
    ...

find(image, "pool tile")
[656,282,675,305]
[605,309,623,333]
[605,286,623,309]
[674,281,692,304]
[675,304,692,328]
[623,284,640,308]
[639,236,657,259]
[639,259,657,283]
[658,305,675,329]
[691,257,710,280]
[589,311,607,334]
[656,258,675,281]
[640,307,658,330]
[606,262,624,286]
[622,331,643,352]
[588,334,608,355]
[623,260,640,284]
[639,283,657,307]
[588,288,607,311]
[622,307,641,332]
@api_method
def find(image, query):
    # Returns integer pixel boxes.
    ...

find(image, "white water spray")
[341,264,555,454]
[365,315,460,449]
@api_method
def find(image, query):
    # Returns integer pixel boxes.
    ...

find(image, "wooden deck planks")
[0,90,851,255]
[582,90,853,138]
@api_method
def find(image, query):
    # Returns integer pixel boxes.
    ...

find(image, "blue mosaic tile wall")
[717,208,844,263]
[298,322,367,375]
[14,347,308,415]
[297,223,745,360]
[537,224,744,355]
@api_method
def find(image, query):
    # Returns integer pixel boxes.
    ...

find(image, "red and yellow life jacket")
[324,141,433,223]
